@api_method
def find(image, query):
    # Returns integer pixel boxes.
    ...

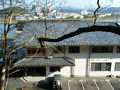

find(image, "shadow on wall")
[37,77,54,90]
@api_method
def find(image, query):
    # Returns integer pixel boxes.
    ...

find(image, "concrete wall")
[73,59,87,77]
[46,66,71,77]
[61,66,71,77]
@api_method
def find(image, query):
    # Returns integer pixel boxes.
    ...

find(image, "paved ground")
[62,77,120,90]
[7,77,120,90]
[7,77,53,90]
[7,78,39,90]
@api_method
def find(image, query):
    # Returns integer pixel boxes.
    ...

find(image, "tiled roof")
[15,57,75,67]
[46,31,120,45]
[14,20,120,46]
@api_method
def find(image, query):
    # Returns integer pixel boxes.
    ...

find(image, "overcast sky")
[65,0,120,8]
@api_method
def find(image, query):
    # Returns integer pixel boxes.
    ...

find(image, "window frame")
[91,63,111,71]
[26,48,45,56]
[91,46,113,53]
[50,67,60,72]
[117,46,120,53]
[115,62,120,71]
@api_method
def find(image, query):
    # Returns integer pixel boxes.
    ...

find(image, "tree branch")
[38,25,120,42]
[93,0,100,25]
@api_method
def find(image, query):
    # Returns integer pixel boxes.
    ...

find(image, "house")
[12,20,120,78]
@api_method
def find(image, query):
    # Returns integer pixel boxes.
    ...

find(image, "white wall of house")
[46,66,71,77]
[61,66,71,77]
[46,66,61,77]
[21,45,120,77]
[74,59,87,77]
[88,46,120,77]
[90,59,120,77]
[65,46,89,77]
[53,45,120,77]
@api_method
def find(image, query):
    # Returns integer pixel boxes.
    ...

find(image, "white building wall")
[62,45,120,77]
[24,45,120,77]
[61,66,71,77]
[74,59,87,77]
[90,59,120,77]
[46,66,71,77]
[89,46,120,77]
[52,45,89,77]
[46,66,61,77]
[66,46,89,77]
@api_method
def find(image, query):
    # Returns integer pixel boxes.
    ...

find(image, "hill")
[0,7,28,14]
[58,6,120,14]
[99,7,120,13]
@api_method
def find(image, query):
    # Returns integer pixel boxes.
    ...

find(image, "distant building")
[16,14,39,20]
[99,13,112,18]
[81,10,93,15]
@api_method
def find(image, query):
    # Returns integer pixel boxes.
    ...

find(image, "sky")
[25,0,120,9]
[65,0,120,8]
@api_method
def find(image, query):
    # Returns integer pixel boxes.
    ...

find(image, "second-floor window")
[26,48,45,56]
[117,46,120,53]
[69,46,80,53]
[91,46,113,53]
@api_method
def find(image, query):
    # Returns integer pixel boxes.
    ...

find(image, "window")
[115,63,120,71]
[69,46,80,53]
[95,63,101,71]
[54,46,64,53]
[91,46,113,53]
[50,67,60,72]
[117,46,120,53]
[27,48,45,56]
[91,63,111,71]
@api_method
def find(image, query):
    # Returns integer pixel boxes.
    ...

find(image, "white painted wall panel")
[46,66,71,77]
[74,59,87,77]
[61,66,71,77]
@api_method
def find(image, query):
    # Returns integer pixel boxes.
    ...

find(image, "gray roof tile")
[15,57,75,67]
[14,21,120,46]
